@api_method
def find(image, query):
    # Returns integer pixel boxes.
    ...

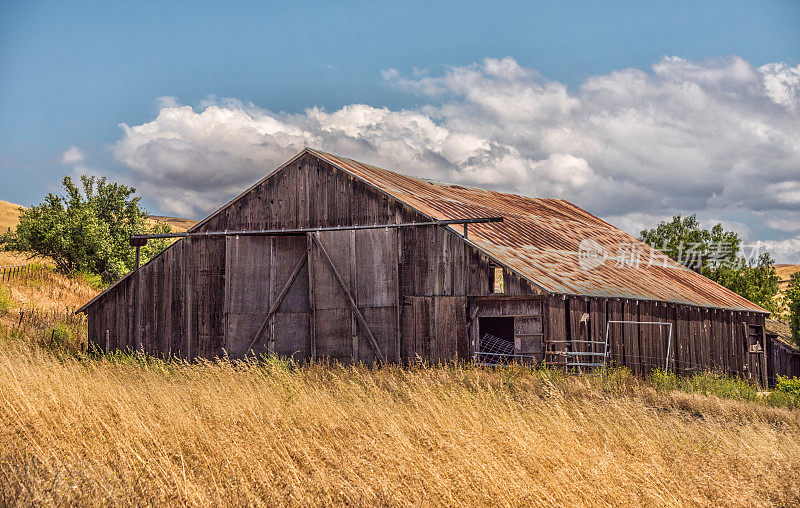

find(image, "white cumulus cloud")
[61,146,84,165]
[112,56,800,262]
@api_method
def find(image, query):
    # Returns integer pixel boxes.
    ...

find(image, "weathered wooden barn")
[78,148,772,383]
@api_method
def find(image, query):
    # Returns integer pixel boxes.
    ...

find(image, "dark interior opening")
[479,317,514,343]
[477,317,515,364]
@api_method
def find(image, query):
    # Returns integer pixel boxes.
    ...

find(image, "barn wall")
[541,295,768,382]
[766,334,800,386]
[87,153,538,359]
[398,225,539,297]
[87,271,135,353]
[400,296,469,364]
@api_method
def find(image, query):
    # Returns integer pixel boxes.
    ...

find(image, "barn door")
[308,229,399,363]
[223,235,310,359]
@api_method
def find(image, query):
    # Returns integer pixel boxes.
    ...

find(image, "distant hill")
[776,264,800,291]
[774,264,800,322]
[0,200,24,234]
[0,200,197,234]
[147,215,197,232]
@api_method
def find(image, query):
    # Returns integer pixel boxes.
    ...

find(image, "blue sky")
[1,1,800,259]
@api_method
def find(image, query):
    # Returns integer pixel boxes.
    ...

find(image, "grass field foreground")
[0,339,799,505]
[1,267,800,505]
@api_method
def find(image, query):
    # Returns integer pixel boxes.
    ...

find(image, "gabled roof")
[79,148,768,314]
[308,149,767,313]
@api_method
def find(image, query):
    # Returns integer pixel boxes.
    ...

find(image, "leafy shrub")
[648,368,679,392]
[766,378,800,410]
[775,376,800,398]
[74,271,103,289]
[38,323,75,352]
[0,175,172,284]
[648,369,760,402]
[645,368,800,410]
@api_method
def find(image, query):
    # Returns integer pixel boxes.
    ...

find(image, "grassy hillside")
[0,199,197,234]
[0,200,24,233]
[0,265,98,349]
[1,269,800,505]
[1,210,799,505]
[777,264,800,290]
[1,200,52,266]
[147,215,197,232]
[774,264,800,322]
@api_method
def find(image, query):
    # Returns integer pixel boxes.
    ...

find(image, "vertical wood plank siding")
[765,335,800,386]
[541,295,767,379]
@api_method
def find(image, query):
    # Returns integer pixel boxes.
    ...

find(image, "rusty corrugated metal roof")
[309,149,767,313]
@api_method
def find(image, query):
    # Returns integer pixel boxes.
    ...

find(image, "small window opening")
[492,266,505,294]
[477,316,515,364]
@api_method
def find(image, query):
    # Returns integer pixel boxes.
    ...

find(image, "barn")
[77,148,771,384]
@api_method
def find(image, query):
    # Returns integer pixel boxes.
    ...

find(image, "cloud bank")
[112,56,800,261]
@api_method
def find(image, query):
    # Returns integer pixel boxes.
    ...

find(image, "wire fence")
[1,262,90,351]
[0,263,46,282]
[2,304,88,352]
[11,305,86,329]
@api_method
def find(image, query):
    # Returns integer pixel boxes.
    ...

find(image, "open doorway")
[477,317,515,364]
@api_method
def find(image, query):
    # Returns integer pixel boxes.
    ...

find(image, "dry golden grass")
[0,251,53,267]
[0,266,97,315]
[776,264,800,290]
[0,199,24,234]
[2,269,800,506]
[0,343,799,506]
[0,266,97,358]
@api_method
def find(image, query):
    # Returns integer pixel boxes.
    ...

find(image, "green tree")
[710,252,780,313]
[639,215,740,272]
[0,175,172,284]
[786,272,800,344]
[640,215,779,312]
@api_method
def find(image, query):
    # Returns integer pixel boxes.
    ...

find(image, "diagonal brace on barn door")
[311,233,386,363]
[247,249,309,353]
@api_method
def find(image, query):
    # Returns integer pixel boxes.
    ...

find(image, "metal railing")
[545,338,609,369]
